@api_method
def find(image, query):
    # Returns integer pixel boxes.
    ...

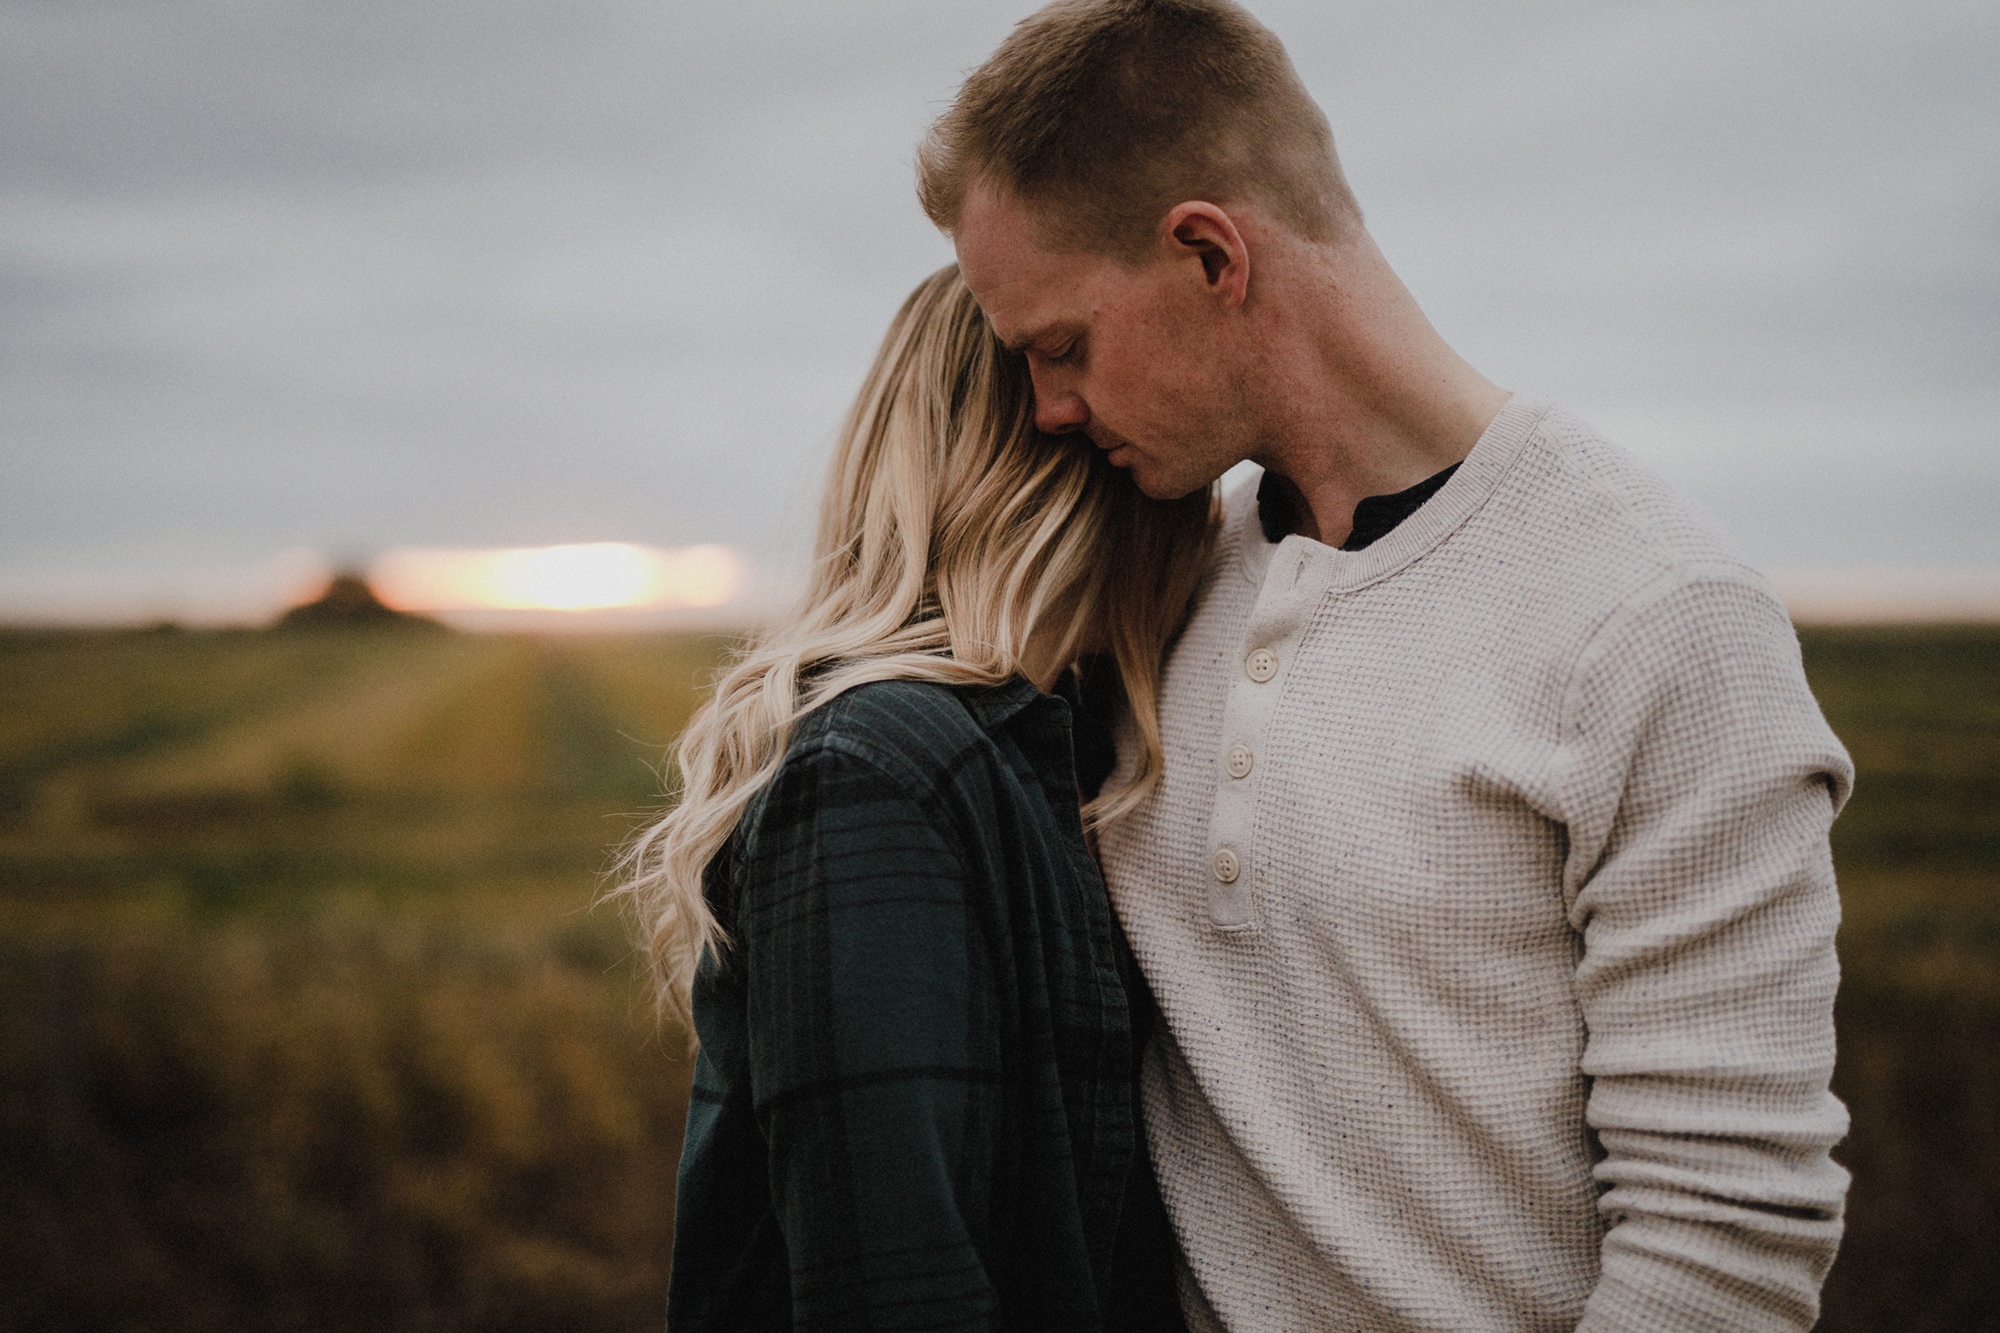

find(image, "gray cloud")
[1,0,1994,615]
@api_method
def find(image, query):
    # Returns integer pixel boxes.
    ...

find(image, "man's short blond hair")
[919,0,1361,257]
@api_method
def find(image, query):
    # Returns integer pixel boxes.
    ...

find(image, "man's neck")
[1241,229,1509,547]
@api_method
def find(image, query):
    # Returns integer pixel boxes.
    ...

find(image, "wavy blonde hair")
[613,264,1214,1035]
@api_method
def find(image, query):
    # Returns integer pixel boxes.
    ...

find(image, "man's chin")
[1103,445,1206,500]
[1127,465,1204,502]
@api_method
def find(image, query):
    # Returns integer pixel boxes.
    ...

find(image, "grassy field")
[1801,627,2000,1332]
[0,627,730,1333]
[0,623,1993,1331]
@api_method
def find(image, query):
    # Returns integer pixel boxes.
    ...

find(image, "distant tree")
[275,572,447,631]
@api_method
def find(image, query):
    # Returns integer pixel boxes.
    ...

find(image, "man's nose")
[1033,388,1090,435]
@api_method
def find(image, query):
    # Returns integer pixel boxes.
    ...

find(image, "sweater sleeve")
[1558,568,1853,1333]
[737,740,1003,1331]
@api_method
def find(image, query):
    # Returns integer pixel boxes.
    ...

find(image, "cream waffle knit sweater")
[1100,396,1852,1332]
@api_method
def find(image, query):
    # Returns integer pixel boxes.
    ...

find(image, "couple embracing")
[618,3,1853,1330]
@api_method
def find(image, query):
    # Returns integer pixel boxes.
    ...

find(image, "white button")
[1246,647,1278,682]
[1225,742,1253,778]
[1212,847,1241,883]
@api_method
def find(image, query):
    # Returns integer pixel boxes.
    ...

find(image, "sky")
[1,0,1995,624]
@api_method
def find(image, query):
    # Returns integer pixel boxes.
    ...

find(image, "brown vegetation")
[1806,626,2000,1333]
[0,627,728,1331]
[0,624,1992,1331]
[2,912,689,1332]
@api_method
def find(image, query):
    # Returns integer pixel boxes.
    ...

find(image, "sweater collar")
[1232,393,1553,596]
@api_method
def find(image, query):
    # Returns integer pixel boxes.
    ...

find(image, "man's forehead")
[954,185,1096,346]
[965,284,1080,355]
[955,258,1063,351]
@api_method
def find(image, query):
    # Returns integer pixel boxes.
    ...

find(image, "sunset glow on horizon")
[370,543,744,612]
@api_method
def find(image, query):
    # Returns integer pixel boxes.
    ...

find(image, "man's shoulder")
[1444,400,1779,624]
[1176,400,1791,667]
[1203,405,1763,599]
[1519,404,1749,569]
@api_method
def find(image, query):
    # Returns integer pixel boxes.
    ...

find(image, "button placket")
[1206,537,1338,931]
[1225,743,1254,779]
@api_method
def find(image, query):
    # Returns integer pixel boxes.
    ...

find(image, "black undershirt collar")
[1256,463,1461,550]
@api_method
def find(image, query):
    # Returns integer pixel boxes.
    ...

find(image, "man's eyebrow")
[996,322,1066,355]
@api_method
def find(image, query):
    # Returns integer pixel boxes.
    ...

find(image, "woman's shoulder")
[730,681,1008,872]
[787,678,996,783]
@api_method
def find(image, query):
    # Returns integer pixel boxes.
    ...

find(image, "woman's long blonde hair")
[614,264,1215,1034]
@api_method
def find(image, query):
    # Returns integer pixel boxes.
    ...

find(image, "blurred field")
[1802,626,2000,1333]
[0,622,1994,1331]
[0,626,732,1333]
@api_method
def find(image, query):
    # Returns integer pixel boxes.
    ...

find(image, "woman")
[616,265,1213,1330]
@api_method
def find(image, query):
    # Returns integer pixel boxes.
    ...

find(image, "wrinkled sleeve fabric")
[735,735,1005,1332]
[1558,567,1854,1332]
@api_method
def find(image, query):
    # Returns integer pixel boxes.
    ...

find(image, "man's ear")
[1162,201,1249,306]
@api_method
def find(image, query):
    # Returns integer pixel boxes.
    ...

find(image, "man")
[923,2,1853,1330]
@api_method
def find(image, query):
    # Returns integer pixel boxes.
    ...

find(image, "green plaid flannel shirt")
[667,676,1183,1332]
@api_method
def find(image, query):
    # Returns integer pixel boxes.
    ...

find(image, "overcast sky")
[2,0,1995,621]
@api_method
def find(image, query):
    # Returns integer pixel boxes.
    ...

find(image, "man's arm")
[1560,568,1853,1332]
[738,739,1002,1331]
